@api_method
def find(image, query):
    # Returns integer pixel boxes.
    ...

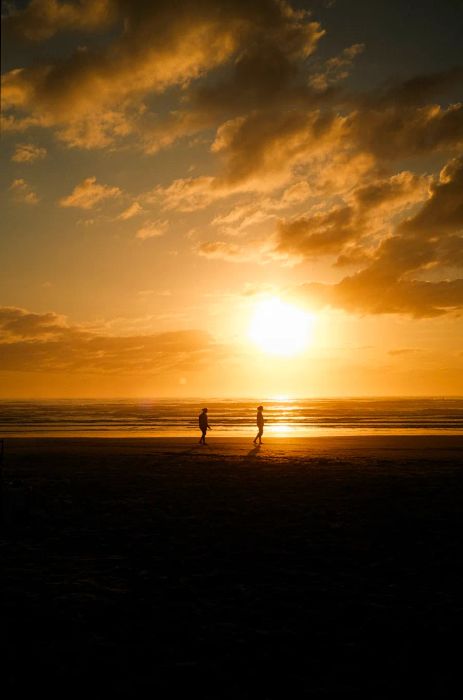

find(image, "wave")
[1,398,462,436]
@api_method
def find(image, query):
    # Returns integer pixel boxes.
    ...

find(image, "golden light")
[248,297,314,356]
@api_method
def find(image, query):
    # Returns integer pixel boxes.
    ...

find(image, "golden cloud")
[117,202,143,220]
[9,177,40,204]
[135,220,168,240]
[298,275,463,318]
[197,239,271,263]
[11,142,47,162]
[293,156,463,317]
[0,306,220,374]
[2,0,323,151]
[59,176,122,209]
[275,171,429,262]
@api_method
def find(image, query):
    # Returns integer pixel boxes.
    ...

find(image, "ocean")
[0,398,462,437]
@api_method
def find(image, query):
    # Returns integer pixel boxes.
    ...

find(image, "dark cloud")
[4,0,116,41]
[2,0,324,149]
[276,205,355,258]
[211,108,341,188]
[368,156,463,277]
[202,156,462,316]
[0,306,219,374]
[3,2,463,323]
[4,1,461,178]
[293,157,463,317]
[298,274,463,318]
[273,170,427,261]
[348,102,463,161]
[362,66,463,109]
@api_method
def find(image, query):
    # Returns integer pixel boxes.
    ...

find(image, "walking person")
[198,407,211,444]
[253,405,264,445]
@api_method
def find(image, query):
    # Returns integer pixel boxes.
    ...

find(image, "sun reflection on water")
[267,421,297,436]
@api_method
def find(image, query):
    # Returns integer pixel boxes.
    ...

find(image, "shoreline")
[3,433,463,461]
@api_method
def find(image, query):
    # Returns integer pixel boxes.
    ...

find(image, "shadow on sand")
[177,443,212,456]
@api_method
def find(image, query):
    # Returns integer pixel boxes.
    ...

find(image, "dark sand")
[1,436,463,697]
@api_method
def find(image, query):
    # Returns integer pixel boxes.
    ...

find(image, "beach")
[2,436,463,697]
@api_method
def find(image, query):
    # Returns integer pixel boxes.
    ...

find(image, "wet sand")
[1,436,463,697]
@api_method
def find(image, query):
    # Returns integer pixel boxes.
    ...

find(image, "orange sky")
[1,0,462,397]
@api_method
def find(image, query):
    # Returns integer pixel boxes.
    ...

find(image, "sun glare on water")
[249,297,314,356]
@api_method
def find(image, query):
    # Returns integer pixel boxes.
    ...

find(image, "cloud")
[0,306,67,339]
[11,143,47,163]
[155,66,462,204]
[367,156,463,278]
[363,66,463,109]
[293,156,463,317]
[4,0,116,41]
[59,176,122,208]
[210,183,312,235]
[297,275,463,318]
[275,171,429,262]
[3,2,463,323]
[197,239,270,262]
[276,205,356,259]
[202,169,429,263]
[9,178,40,204]
[139,2,325,152]
[210,67,463,194]
[151,107,344,212]
[0,306,220,374]
[117,202,143,220]
[145,176,220,211]
[192,166,431,264]
[309,42,365,90]
[55,108,136,149]
[2,0,323,150]
[135,219,168,240]
[2,0,462,187]
[348,102,463,161]
[211,109,344,188]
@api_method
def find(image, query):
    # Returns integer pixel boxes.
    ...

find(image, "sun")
[248,297,314,356]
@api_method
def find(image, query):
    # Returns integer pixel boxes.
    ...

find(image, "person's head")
[257,405,263,411]
[202,408,208,413]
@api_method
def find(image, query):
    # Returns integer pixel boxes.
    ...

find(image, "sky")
[1,0,462,398]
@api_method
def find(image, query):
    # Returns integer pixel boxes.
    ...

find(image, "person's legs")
[258,428,263,445]
[199,429,207,444]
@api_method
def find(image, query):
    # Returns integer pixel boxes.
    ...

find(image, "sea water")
[0,397,462,436]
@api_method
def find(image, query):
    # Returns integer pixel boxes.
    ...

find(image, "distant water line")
[0,398,462,437]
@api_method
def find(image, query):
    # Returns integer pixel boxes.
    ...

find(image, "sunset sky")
[1,0,462,398]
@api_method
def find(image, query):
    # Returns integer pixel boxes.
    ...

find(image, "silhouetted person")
[199,408,211,444]
[253,405,264,445]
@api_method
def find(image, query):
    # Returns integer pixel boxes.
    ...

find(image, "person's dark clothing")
[199,411,210,444]
[254,409,264,444]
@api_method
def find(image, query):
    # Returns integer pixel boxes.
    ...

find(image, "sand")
[1,435,463,697]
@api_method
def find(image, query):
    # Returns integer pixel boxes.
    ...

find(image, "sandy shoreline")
[4,432,463,455]
[2,436,463,696]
